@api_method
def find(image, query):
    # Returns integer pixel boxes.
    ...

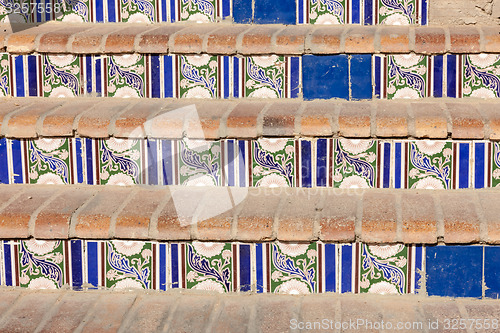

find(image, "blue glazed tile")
[151,55,161,98]
[325,244,336,292]
[383,142,391,188]
[14,55,25,97]
[485,247,500,298]
[256,243,263,293]
[459,142,470,189]
[233,0,252,23]
[0,138,8,184]
[3,241,12,286]
[394,142,402,189]
[96,0,104,22]
[352,0,361,24]
[170,243,179,288]
[426,246,482,298]
[226,140,236,187]
[316,139,327,187]
[341,244,353,293]
[364,0,373,25]
[254,0,295,24]
[86,241,99,289]
[11,139,24,184]
[161,140,175,185]
[27,55,37,97]
[474,142,485,189]
[239,244,251,292]
[238,140,247,187]
[447,55,457,98]
[85,138,94,185]
[414,245,424,293]
[159,243,167,290]
[107,0,116,22]
[290,57,301,98]
[350,54,372,100]
[303,55,349,100]
[147,139,159,185]
[433,55,443,97]
[301,140,312,188]
[95,57,102,96]
[374,55,381,98]
[421,0,428,24]
[70,240,83,290]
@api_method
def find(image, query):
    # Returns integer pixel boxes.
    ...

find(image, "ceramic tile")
[351,54,372,100]
[119,0,158,22]
[269,243,319,294]
[254,0,296,24]
[178,55,219,98]
[484,246,500,299]
[408,141,452,190]
[98,138,144,185]
[0,138,8,184]
[334,139,377,188]
[106,54,145,98]
[105,240,154,289]
[386,54,430,99]
[239,56,286,98]
[27,139,72,185]
[43,55,81,98]
[307,0,348,24]
[252,138,296,187]
[358,244,411,294]
[0,53,9,97]
[232,0,251,23]
[463,54,500,99]
[56,0,92,22]
[178,138,222,186]
[492,142,500,188]
[377,0,417,25]
[303,55,349,100]
[426,245,483,298]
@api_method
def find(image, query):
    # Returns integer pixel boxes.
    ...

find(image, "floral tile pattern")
[0,53,9,97]
[56,0,91,22]
[408,141,452,190]
[334,139,377,189]
[185,242,233,292]
[105,240,153,289]
[463,54,500,99]
[179,139,222,186]
[28,138,72,185]
[308,0,347,24]
[252,138,295,187]
[0,138,497,190]
[386,54,429,99]
[377,0,416,25]
[119,0,158,23]
[178,0,216,22]
[179,55,219,99]
[99,138,143,186]
[359,244,410,294]
[107,54,145,98]
[493,143,500,188]
[19,240,66,289]
[8,240,484,297]
[244,56,285,98]
[43,55,81,98]
[270,243,318,294]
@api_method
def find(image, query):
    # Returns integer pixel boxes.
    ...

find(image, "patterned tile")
[120,0,158,22]
[408,141,452,190]
[334,139,377,189]
[99,138,144,185]
[106,54,146,98]
[179,55,219,98]
[27,138,72,184]
[56,0,91,22]
[0,53,9,97]
[179,139,222,186]
[385,54,430,99]
[43,55,81,97]
[1,240,83,289]
[493,142,500,188]
[307,0,349,24]
[377,0,417,25]
[463,54,500,99]
[252,138,296,187]
[358,244,412,295]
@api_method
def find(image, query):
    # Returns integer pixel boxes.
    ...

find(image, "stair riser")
[1,54,500,100]
[0,0,428,25]
[0,239,497,298]
[1,137,498,189]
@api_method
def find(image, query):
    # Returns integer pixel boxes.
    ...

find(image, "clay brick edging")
[1,289,499,332]
[4,23,500,55]
[0,97,496,140]
[1,184,499,244]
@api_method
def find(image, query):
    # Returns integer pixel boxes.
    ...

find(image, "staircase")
[0,0,499,330]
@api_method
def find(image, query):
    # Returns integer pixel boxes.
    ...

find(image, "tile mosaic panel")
[1,138,498,189]
[0,0,426,23]
[11,240,492,297]
[5,53,500,100]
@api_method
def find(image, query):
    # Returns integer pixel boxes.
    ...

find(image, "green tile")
[28,139,71,184]
[408,141,452,189]
[19,240,65,289]
[99,138,142,185]
[253,138,295,187]
[387,54,428,99]
[245,56,285,98]
[43,55,81,97]
[107,54,146,98]
[334,139,377,188]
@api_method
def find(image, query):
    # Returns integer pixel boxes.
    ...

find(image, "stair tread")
[0,184,498,244]
[0,97,497,140]
[2,22,500,55]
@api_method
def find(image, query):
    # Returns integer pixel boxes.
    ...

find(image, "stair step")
[0,97,497,140]
[0,184,498,244]
[3,23,497,55]
[0,289,498,331]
